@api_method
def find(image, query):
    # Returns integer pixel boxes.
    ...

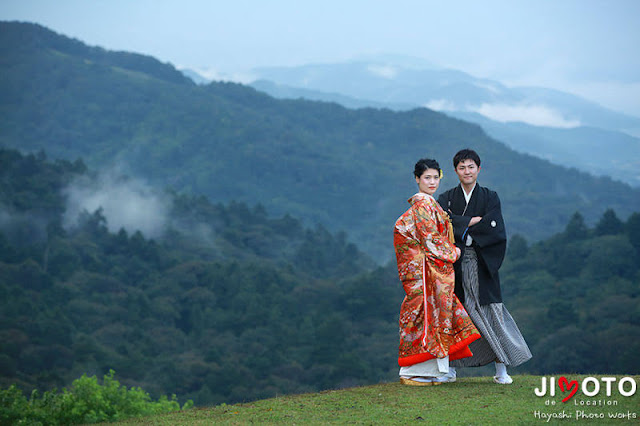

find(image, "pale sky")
[2,0,640,117]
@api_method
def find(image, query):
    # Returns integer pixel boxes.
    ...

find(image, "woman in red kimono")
[394,158,480,386]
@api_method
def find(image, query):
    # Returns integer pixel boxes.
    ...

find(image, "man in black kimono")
[437,149,531,384]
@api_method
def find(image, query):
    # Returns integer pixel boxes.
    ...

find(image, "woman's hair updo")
[414,158,442,178]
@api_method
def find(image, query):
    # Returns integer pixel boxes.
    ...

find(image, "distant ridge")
[1,21,640,260]
[0,21,193,86]
[249,59,640,134]
[245,61,640,187]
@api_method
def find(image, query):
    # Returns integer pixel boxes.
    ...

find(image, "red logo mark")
[559,376,579,402]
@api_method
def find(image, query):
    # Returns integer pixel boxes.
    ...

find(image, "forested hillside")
[0,148,395,405]
[1,149,638,408]
[500,212,640,374]
[2,21,640,261]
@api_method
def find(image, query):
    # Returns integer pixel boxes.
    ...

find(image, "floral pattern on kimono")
[394,192,480,366]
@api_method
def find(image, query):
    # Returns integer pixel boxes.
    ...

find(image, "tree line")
[0,148,393,407]
[1,148,638,410]
[2,21,640,263]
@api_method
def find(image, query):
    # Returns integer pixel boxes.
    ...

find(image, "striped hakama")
[452,247,532,367]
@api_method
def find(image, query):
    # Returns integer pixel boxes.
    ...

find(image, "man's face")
[455,159,480,186]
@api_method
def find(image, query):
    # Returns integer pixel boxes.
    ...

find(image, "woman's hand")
[469,216,482,226]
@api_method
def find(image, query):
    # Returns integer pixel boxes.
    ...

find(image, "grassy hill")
[110,375,639,425]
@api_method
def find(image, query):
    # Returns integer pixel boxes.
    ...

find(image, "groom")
[437,148,531,384]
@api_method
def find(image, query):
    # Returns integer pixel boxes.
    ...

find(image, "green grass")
[109,375,639,425]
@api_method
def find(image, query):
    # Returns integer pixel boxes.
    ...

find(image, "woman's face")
[415,168,440,196]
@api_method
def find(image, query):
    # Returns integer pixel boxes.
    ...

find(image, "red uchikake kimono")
[394,192,480,367]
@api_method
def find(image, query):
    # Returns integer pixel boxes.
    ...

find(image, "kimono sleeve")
[468,190,506,248]
[437,192,470,244]
[468,190,507,273]
[413,202,460,264]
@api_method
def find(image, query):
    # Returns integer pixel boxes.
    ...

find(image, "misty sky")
[1,0,639,117]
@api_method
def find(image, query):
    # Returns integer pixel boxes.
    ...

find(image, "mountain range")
[1,21,639,407]
[214,59,640,187]
[2,21,640,262]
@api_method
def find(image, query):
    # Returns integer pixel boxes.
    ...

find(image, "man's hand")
[469,216,482,226]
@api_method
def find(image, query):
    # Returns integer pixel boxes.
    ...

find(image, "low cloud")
[424,99,458,111]
[181,66,256,84]
[367,64,398,79]
[472,81,504,95]
[469,103,581,128]
[424,99,581,128]
[63,166,170,239]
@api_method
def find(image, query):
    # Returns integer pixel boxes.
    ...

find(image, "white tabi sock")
[494,362,513,384]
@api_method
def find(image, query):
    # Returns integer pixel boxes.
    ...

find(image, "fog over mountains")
[3,21,640,262]
[1,18,639,409]
[184,57,640,187]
